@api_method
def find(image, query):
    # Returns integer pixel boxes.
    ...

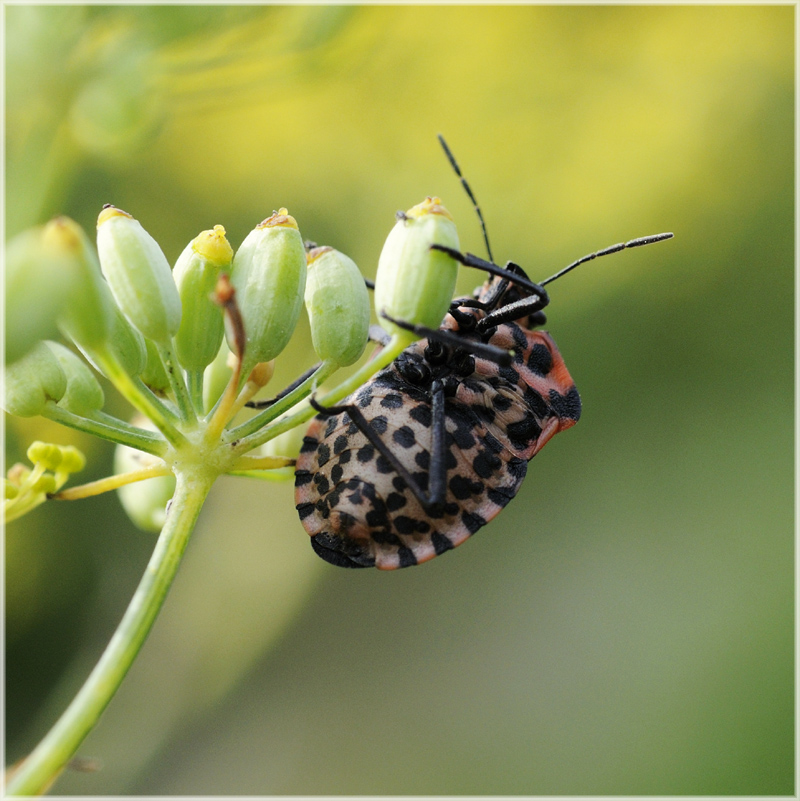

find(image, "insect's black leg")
[309,391,447,509]
[380,312,513,366]
[430,244,544,296]
[477,290,550,331]
[427,378,447,507]
[246,362,323,408]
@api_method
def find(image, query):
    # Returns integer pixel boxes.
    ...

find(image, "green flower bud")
[304,246,370,367]
[43,216,115,350]
[114,422,176,532]
[5,226,76,364]
[140,338,170,392]
[3,342,67,417]
[44,341,105,416]
[173,224,232,371]
[27,441,65,472]
[58,446,87,474]
[230,209,307,369]
[374,196,460,334]
[71,293,147,380]
[96,205,181,345]
[4,444,84,524]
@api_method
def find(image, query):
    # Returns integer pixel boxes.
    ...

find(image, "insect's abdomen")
[294,330,579,570]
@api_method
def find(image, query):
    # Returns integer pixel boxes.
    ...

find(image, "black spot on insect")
[297,502,315,520]
[356,444,374,463]
[300,436,318,455]
[409,404,432,427]
[473,405,496,425]
[449,474,482,500]
[313,473,330,495]
[370,416,389,435]
[295,469,313,487]
[492,393,514,413]
[365,506,389,530]
[375,455,394,474]
[397,547,418,568]
[386,492,407,511]
[511,325,529,354]
[394,516,420,535]
[431,531,455,555]
[550,386,582,422]
[523,387,549,418]
[472,450,501,479]
[498,364,520,385]
[380,393,404,409]
[487,487,514,508]
[527,343,553,375]
[506,415,542,449]
[392,426,416,448]
[462,510,487,534]
[451,425,476,450]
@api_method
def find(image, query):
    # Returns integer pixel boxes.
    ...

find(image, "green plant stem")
[157,342,196,425]
[133,377,181,425]
[224,360,338,444]
[52,463,172,501]
[41,404,167,457]
[187,370,204,414]
[95,350,187,449]
[5,470,213,797]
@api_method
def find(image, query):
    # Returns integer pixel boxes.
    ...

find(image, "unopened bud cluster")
[4,190,461,529]
[4,442,86,523]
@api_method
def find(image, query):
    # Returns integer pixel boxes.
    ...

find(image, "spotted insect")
[294,137,672,569]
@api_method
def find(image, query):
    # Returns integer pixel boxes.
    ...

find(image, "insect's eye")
[424,341,448,366]
[398,357,431,386]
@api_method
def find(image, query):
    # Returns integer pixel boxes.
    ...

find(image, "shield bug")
[294,136,672,569]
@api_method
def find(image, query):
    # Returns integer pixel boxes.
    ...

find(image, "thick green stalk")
[157,342,196,425]
[94,348,187,449]
[5,470,213,797]
[41,404,167,457]
[186,370,204,415]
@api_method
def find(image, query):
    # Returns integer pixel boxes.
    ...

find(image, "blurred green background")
[5,5,793,795]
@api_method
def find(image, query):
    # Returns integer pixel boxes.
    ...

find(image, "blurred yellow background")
[5,5,793,795]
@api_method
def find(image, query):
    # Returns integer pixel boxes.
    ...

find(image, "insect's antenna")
[437,134,494,263]
[539,232,674,287]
